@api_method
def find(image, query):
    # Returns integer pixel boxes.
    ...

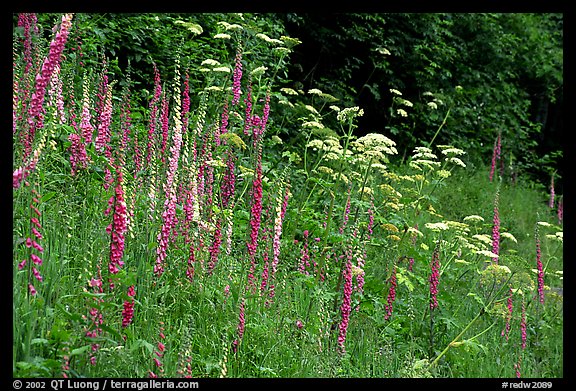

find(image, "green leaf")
[396,269,414,292]
[131,339,154,354]
[56,303,83,322]
[40,192,57,203]
[100,324,123,340]
[70,345,91,356]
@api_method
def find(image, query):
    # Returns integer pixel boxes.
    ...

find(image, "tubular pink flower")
[233,298,246,353]
[13,77,19,134]
[68,132,88,176]
[548,176,555,208]
[339,188,352,234]
[48,64,66,124]
[31,252,42,266]
[109,170,127,275]
[489,132,501,182]
[95,64,109,120]
[535,228,544,305]
[260,249,270,294]
[221,151,236,209]
[557,196,563,224]
[429,245,440,310]
[384,265,397,321]
[337,246,353,354]
[18,13,37,74]
[207,219,223,274]
[146,64,162,166]
[32,267,43,282]
[246,152,263,290]
[24,13,73,160]
[243,82,253,136]
[95,84,113,153]
[150,323,166,375]
[86,265,104,365]
[182,72,190,132]
[267,184,290,304]
[121,286,135,328]
[299,230,313,276]
[260,91,271,134]
[354,247,366,298]
[520,297,527,349]
[154,76,184,277]
[492,189,500,263]
[13,145,44,190]
[80,89,94,144]
[159,97,169,163]
[232,46,243,106]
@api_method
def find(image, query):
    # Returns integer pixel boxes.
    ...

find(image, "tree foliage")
[281,13,563,187]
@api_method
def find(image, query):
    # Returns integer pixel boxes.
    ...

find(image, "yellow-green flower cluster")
[480,264,511,287]
[306,137,351,161]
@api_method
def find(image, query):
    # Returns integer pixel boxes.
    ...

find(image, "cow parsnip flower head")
[475,250,499,259]
[250,66,268,77]
[371,163,387,173]
[201,59,221,66]
[376,47,391,55]
[302,121,325,129]
[317,166,334,175]
[447,157,466,168]
[217,21,243,31]
[397,98,413,107]
[337,106,364,123]
[411,159,441,171]
[353,133,398,158]
[463,215,485,224]
[256,33,284,45]
[280,87,299,96]
[213,33,231,40]
[445,220,470,233]
[440,146,466,156]
[212,66,231,73]
[304,105,320,115]
[425,222,449,231]
[501,232,518,244]
[280,36,302,48]
[412,150,438,160]
[472,234,492,245]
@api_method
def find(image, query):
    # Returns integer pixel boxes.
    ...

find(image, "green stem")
[428,107,451,148]
[428,272,513,370]
[351,157,373,227]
